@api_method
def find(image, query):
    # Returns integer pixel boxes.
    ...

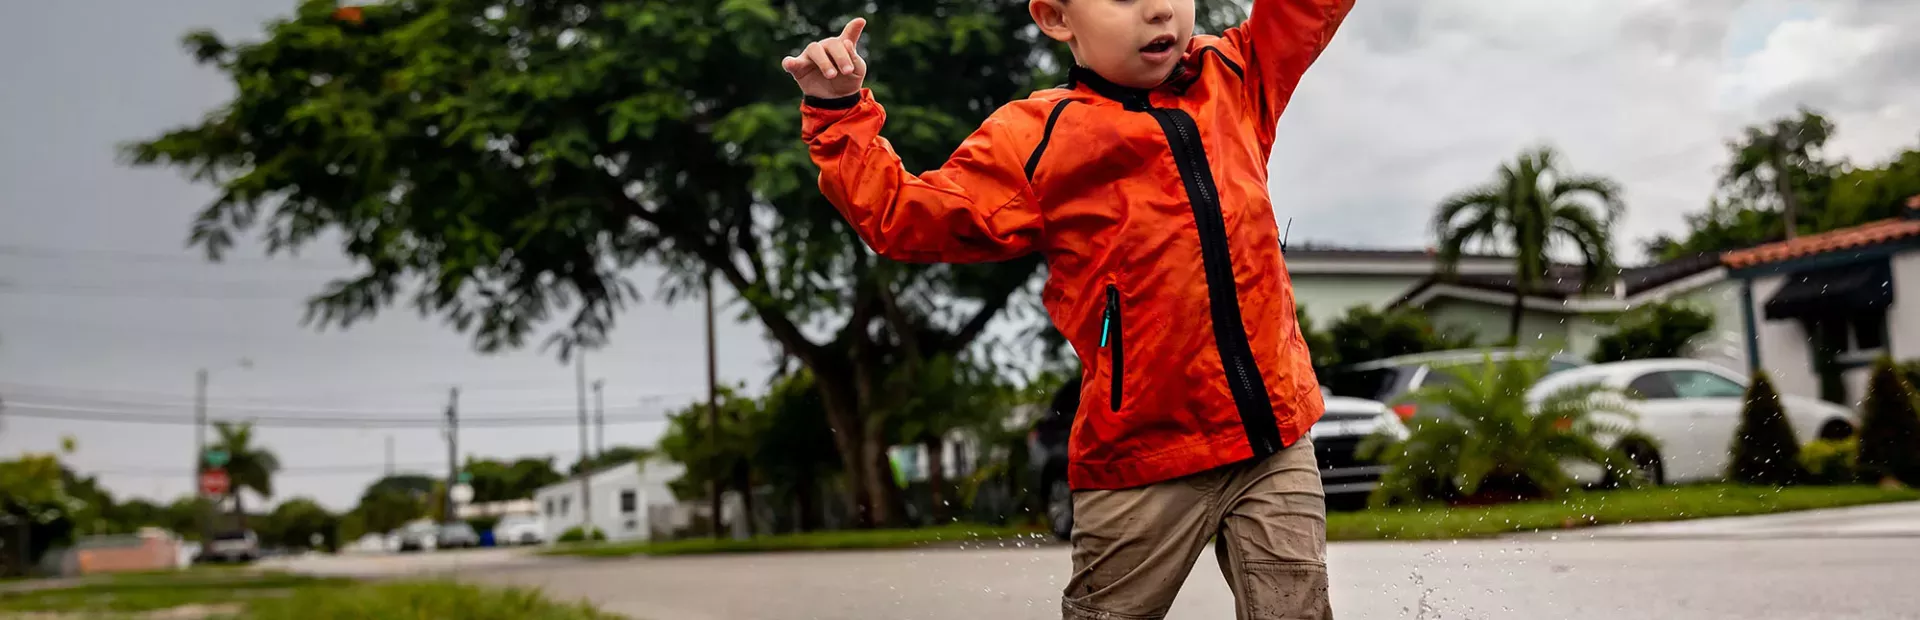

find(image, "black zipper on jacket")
[1145,107,1284,457]
[1103,284,1124,412]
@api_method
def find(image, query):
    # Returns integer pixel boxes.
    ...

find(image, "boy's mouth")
[1140,35,1177,55]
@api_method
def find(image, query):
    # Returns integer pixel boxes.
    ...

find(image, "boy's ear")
[1030,0,1074,43]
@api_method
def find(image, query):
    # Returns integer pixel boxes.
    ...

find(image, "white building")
[531,457,687,543]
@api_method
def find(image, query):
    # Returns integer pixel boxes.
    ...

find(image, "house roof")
[1437,251,1725,300]
[1721,204,1920,269]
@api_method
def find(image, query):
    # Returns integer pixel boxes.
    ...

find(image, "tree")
[466,457,565,503]
[1589,300,1715,364]
[1723,108,1836,240]
[569,447,652,476]
[261,498,339,552]
[883,353,1012,524]
[1821,147,1920,229]
[208,421,280,528]
[1859,357,1920,487]
[753,370,842,532]
[1361,353,1635,506]
[1727,373,1803,486]
[656,385,763,530]
[1318,305,1476,370]
[1433,146,1622,343]
[125,0,1248,529]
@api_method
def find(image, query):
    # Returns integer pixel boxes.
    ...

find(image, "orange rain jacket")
[802,0,1356,491]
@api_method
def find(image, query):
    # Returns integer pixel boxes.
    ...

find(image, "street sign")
[457,471,473,483]
[199,469,230,497]
[450,483,474,504]
[204,449,230,468]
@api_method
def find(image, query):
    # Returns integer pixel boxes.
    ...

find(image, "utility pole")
[706,268,723,540]
[385,435,395,476]
[444,387,459,522]
[575,352,593,535]
[593,379,606,457]
[193,369,209,542]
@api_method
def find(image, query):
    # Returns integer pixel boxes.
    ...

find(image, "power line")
[83,462,447,478]
[0,392,678,418]
[0,243,357,271]
[1,403,674,429]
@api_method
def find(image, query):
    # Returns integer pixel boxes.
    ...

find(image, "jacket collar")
[1066,63,1200,111]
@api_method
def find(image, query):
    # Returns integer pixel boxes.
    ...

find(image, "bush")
[1589,301,1715,363]
[1799,437,1861,485]
[1859,357,1920,486]
[556,526,606,543]
[1728,372,1804,485]
[1361,352,1636,506]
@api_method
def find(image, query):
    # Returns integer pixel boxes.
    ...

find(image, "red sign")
[199,469,230,497]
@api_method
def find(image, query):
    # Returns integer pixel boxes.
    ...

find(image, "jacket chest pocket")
[1101,284,1125,412]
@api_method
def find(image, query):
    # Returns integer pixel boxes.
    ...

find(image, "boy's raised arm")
[1220,0,1356,148]
[787,19,1042,264]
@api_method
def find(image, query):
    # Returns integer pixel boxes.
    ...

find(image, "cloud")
[1269,0,1920,261]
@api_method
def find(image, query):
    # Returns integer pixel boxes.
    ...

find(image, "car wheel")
[1046,478,1074,542]
[1613,444,1665,487]
[1819,419,1856,441]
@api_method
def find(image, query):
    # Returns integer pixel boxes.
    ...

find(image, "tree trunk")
[1507,289,1526,346]
[862,430,900,528]
[811,368,878,528]
[1774,151,1799,240]
[231,490,245,530]
[795,473,819,532]
[924,436,947,524]
[733,461,755,537]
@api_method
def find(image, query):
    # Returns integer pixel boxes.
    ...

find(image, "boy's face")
[1032,0,1196,89]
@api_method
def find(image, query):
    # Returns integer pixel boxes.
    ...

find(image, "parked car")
[492,515,545,546]
[1319,348,1587,421]
[1028,377,1409,541]
[1526,358,1861,486]
[197,529,259,564]
[437,522,480,549]
[394,521,440,552]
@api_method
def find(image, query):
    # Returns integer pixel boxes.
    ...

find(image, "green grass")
[0,570,619,619]
[1326,483,1920,541]
[546,523,1048,558]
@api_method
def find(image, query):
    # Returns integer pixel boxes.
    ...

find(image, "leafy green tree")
[1320,305,1476,370]
[1822,148,1920,229]
[754,370,842,532]
[1723,108,1836,240]
[656,385,763,528]
[1589,301,1715,363]
[1859,357,1920,487]
[1432,146,1622,343]
[208,421,280,529]
[262,497,339,552]
[1727,373,1804,486]
[467,457,565,502]
[1361,354,1635,506]
[570,447,653,476]
[125,0,1246,529]
[882,353,1012,524]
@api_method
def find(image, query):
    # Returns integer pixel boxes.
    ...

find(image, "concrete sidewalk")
[1537,501,1920,540]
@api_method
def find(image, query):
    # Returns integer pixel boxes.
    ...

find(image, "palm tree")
[1360,353,1638,507]
[1433,146,1622,344]
[1724,108,1835,240]
[210,421,279,528]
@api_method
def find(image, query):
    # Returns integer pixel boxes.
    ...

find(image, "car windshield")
[1321,366,1403,401]
[212,531,250,541]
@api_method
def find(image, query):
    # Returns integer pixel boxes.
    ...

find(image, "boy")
[785,0,1353,618]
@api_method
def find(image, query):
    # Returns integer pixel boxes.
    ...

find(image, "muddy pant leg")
[1062,470,1225,620]
[1214,437,1332,620]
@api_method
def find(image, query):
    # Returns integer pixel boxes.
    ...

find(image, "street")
[268,503,1920,619]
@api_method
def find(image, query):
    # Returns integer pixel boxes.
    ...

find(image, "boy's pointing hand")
[783,18,868,100]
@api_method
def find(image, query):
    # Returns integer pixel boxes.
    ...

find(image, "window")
[1627,373,1678,400]
[560,496,571,517]
[544,499,554,517]
[1667,371,1746,399]
[619,490,638,515]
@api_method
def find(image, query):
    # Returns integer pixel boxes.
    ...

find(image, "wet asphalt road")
[273,503,1920,619]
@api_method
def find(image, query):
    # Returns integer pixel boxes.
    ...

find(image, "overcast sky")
[4,0,1918,511]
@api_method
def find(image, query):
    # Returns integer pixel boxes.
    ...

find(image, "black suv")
[1027,377,1406,541]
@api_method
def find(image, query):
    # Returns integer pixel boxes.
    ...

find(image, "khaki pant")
[1062,437,1330,620]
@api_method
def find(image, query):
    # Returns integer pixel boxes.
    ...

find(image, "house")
[531,457,689,543]
[1285,247,1516,325]
[1723,197,1920,406]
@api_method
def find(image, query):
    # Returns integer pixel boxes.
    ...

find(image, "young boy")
[785,1,1353,618]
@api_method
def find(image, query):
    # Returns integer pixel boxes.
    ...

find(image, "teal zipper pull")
[1100,308,1113,348]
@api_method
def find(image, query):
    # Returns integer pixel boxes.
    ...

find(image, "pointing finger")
[840,17,866,44]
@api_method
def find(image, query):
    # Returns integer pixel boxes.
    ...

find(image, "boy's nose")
[1142,0,1174,23]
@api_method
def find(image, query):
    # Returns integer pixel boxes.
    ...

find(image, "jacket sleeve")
[801,89,1043,264]
[1218,0,1356,151]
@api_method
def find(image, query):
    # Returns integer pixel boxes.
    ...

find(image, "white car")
[1527,358,1860,486]
[492,515,545,546]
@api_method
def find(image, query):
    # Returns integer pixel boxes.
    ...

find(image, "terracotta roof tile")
[1722,216,1920,269]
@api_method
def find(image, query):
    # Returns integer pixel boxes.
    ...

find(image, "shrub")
[556,526,606,543]
[1859,357,1920,487]
[1799,437,1861,485]
[1361,352,1636,506]
[1589,300,1715,363]
[1727,372,1804,486]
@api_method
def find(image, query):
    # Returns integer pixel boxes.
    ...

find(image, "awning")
[1763,258,1894,320]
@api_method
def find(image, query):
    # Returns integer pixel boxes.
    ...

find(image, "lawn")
[1325,483,1920,541]
[547,522,1049,558]
[0,569,620,619]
